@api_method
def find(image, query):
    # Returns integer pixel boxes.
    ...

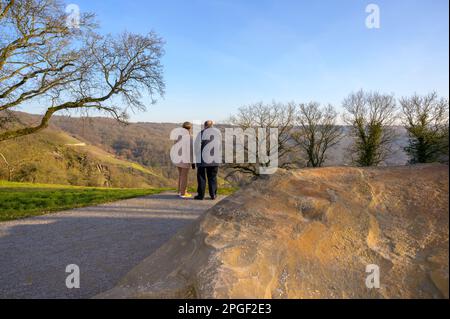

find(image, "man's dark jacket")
[195,128,220,167]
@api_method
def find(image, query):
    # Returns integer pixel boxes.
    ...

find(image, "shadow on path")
[0,192,222,299]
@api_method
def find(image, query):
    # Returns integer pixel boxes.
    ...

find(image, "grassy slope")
[0,180,170,222]
[79,142,166,178]
[0,128,172,188]
[54,130,173,183]
[0,180,237,222]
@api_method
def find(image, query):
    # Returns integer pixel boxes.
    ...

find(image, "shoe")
[179,193,193,199]
[194,195,204,200]
[210,196,216,200]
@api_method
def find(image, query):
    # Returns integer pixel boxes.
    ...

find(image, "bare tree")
[400,92,449,163]
[0,152,14,180]
[292,102,343,167]
[342,90,397,166]
[227,101,296,177]
[0,0,165,142]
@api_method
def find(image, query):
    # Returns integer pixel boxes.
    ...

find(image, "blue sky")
[74,0,449,123]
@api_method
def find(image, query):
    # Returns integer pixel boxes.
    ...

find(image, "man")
[194,120,220,200]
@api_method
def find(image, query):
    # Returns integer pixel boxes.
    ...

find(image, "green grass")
[214,187,239,196]
[186,186,239,196]
[0,181,169,222]
[0,180,238,222]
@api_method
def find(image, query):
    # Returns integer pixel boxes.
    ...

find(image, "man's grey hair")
[204,120,214,128]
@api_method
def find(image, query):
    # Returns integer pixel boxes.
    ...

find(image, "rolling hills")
[0,124,172,188]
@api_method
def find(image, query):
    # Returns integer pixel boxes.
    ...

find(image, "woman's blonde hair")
[182,121,192,131]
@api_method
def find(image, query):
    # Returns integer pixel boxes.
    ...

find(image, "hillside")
[1,112,237,188]
[49,115,178,170]
[98,164,449,299]
[4,112,235,185]
[5,112,200,183]
[0,126,172,188]
[1,111,413,189]
[48,114,411,167]
[6,112,411,186]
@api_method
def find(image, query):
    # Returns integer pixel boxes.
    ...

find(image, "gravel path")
[0,192,222,299]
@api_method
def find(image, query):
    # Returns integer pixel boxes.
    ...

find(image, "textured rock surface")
[97,165,449,299]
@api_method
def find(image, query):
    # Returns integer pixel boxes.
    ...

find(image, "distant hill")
[0,123,172,188]
[6,112,181,181]
[47,114,411,171]
[20,113,233,186]
[50,115,178,173]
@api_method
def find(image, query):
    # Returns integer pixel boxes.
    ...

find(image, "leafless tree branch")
[0,0,165,142]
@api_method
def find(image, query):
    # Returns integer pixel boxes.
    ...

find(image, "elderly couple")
[175,120,219,200]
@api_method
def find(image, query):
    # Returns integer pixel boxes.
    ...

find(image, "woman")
[175,122,194,199]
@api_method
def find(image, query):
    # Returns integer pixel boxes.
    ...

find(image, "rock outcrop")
[97,165,449,299]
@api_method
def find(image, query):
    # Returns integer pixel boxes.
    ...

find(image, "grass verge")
[0,181,169,222]
[186,186,238,196]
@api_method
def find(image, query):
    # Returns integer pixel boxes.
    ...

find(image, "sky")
[71,0,449,123]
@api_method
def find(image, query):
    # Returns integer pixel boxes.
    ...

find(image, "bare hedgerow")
[342,90,398,167]
[226,101,296,177]
[292,102,343,167]
[400,92,449,163]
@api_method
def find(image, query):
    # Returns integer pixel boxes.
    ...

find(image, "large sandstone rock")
[97,165,449,299]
